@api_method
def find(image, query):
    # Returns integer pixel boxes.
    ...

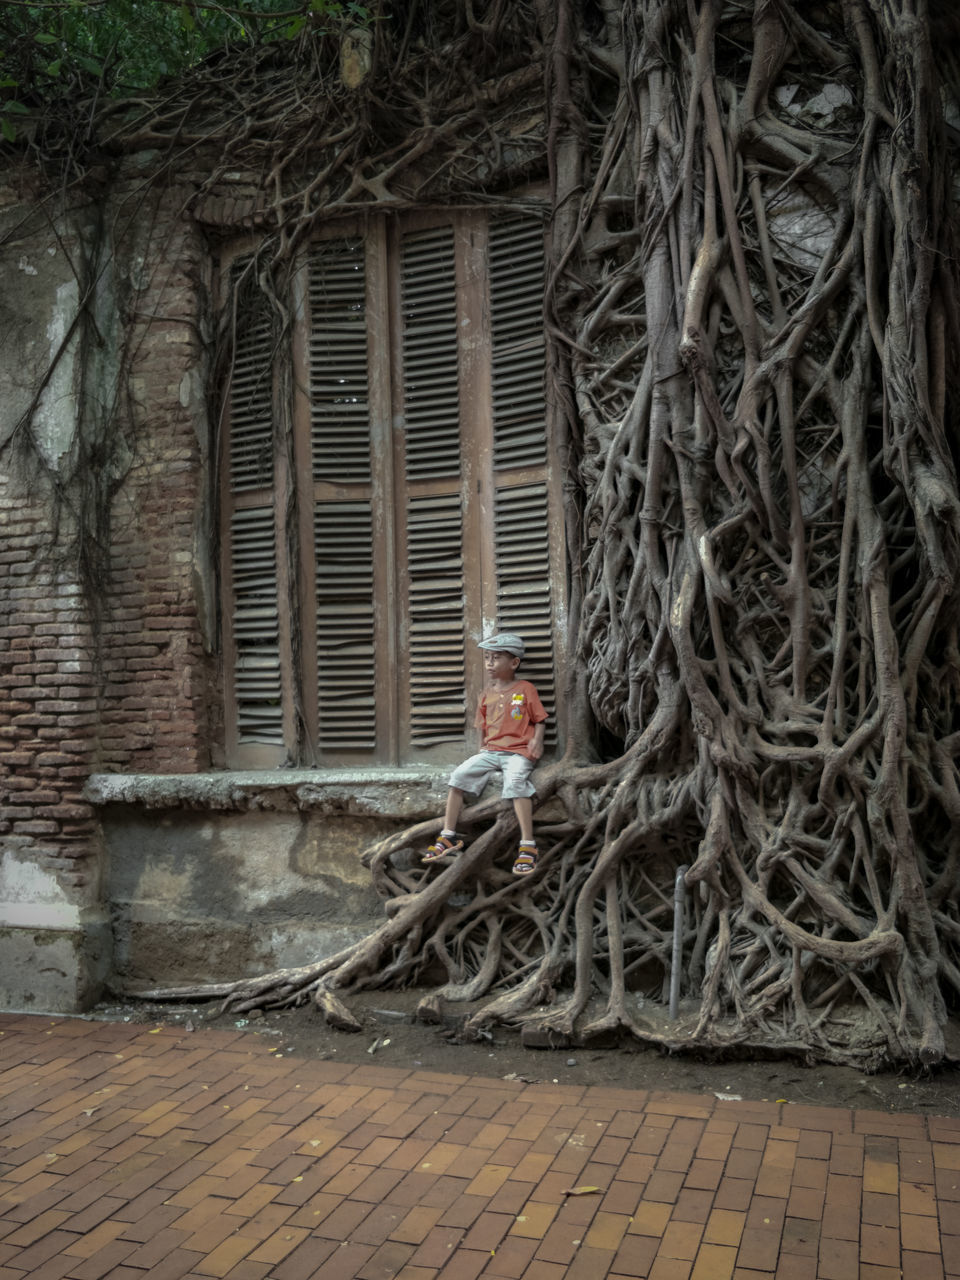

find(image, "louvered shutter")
[228,264,275,491]
[309,240,371,484]
[489,217,547,471]
[229,506,285,745]
[308,240,379,752]
[222,259,287,751]
[221,211,563,768]
[314,504,376,750]
[400,225,467,744]
[406,495,466,744]
[401,227,462,480]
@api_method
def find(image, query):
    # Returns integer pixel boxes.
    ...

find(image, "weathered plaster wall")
[0,191,108,1011]
[102,809,388,984]
[0,152,228,1006]
[89,770,447,987]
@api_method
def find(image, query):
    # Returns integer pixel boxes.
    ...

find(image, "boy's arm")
[529,719,545,760]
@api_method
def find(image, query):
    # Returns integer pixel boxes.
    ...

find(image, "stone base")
[0,917,111,1013]
[88,770,451,989]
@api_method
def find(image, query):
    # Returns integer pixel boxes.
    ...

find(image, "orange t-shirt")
[475,681,547,760]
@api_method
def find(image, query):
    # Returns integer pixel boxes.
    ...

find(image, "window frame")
[219,205,566,770]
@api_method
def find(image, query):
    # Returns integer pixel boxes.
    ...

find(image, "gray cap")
[478,632,525,657]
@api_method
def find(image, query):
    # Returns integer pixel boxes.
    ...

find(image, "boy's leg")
[512,795,534,843]
[444,787,465,833]
[504,760,539,875]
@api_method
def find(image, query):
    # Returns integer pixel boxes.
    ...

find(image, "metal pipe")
[669,864,689,1021]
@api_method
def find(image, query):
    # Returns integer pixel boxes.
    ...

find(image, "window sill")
[84,769,449,817]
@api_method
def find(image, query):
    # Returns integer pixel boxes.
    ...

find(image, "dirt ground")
[92,989,960,1120]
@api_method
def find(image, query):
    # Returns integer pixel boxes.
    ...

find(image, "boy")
[423,633,547,876]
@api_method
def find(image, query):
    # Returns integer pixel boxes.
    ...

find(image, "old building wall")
[95,172,219,776]
[0,190,110,1008]
[0,166,459,1008]
[0,171,253,1009]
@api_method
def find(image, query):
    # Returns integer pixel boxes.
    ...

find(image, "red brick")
[435,1248,491,1280]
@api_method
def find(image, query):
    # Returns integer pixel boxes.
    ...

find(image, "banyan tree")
[12,0,960,1067]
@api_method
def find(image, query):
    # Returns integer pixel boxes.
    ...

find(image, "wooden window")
[220,211,563,768]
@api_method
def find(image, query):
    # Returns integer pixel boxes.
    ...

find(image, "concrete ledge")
[85,769,449,816]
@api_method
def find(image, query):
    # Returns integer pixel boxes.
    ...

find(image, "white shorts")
[448,750,537,800]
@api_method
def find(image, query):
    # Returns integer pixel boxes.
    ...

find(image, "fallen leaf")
[562,1186,603,1196]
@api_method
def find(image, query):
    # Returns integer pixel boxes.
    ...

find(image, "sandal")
[512,843,538,876]
[422,834,463,862]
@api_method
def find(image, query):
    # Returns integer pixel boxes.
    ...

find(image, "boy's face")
[484,649,520,682]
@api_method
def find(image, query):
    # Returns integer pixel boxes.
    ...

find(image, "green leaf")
[0,78,19,89]
[4,100,29,114]
[34,32,58,45]
[284,15,305,38]
[45,60,62,77]
[179,5,195,33]
[1,117,16,143]
[77,54,103,75]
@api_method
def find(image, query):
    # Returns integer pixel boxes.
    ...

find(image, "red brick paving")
[1,1017,958,1279]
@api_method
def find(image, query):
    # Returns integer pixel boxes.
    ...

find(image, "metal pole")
[669,864,689,1021]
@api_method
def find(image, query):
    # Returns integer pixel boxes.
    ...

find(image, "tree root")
[109,0,960,1069]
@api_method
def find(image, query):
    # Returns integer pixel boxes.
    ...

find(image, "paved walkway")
[0,1014,958,1280]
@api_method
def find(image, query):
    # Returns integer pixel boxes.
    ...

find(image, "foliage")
[0,0,367,141]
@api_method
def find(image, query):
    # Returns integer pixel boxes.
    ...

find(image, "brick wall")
[0,482,99,891]
[93,181,219,778]
[1,176,219,907]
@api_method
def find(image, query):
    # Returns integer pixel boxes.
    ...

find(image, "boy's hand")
[529,724,545,760]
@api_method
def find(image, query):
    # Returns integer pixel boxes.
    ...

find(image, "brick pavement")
[1,1014,958,1280]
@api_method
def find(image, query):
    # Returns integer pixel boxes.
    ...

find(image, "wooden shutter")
[314,503,377,750]
[307,239,380,754]
[227,263,275,492]
[308,240,371,484]
[489,217,547,471]
[400,223,467,745]
[228,505,285,745]
[401,226,462,481]
[222,257,288,757]
[221,211,562,767]
[406,494,466,744]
